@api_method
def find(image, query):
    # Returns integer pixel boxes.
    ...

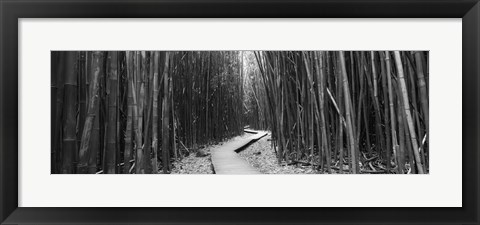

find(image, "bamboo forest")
[51,51,429,174]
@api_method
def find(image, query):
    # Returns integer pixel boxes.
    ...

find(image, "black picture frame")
[1,0,478,224]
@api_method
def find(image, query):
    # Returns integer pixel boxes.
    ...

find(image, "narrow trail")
[211,129,268,174]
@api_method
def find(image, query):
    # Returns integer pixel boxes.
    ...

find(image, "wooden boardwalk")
[211,130,268,174]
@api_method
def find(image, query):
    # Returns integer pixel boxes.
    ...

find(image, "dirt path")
[210,130,267,174]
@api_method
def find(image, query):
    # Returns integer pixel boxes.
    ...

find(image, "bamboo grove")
[249,51,428,174]
[51,51,244,174]
[52,51,428,174]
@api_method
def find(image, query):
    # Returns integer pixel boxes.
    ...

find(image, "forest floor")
[171,131,318,174]
[238,133,316,174]
[171,133,252,174]
[170,151,214,174]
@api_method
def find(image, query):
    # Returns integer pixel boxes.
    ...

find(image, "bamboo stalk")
[152,52,160,173]
[393,51,424,174]
[162,52,171,174]
[123,51,134,173]
[338,51,357,174]
[77,51,103,174]
[104,52,118,174]
[385,51,400,173]
[132,52,144,174]
[61,52,77,174]
[414,51,429,131]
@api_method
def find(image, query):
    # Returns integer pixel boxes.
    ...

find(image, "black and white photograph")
[51,51,429,174]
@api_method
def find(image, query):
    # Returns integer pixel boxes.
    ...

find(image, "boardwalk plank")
[211,130,268,174]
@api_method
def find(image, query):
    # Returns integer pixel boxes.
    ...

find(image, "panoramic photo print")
[51,51,429,174]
